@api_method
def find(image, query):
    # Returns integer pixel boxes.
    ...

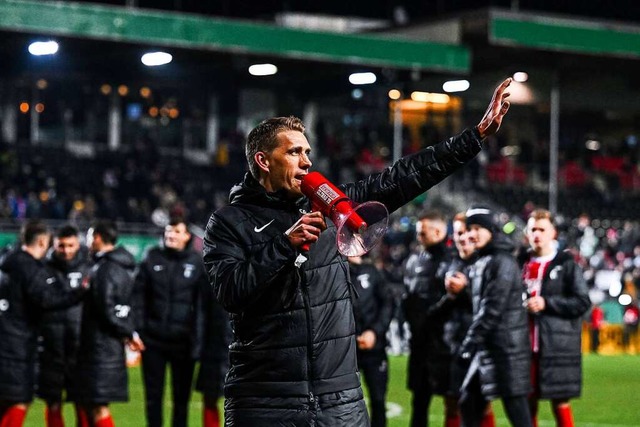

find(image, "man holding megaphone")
[203,78,513,426]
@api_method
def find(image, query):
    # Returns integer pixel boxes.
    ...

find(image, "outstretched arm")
[476,78,512,139]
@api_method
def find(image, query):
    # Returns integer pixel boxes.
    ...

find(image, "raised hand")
[285,211,327,249]
[476,78,512,139]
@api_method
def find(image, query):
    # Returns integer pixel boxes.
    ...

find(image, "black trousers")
[459,373,532,427]
[358,350,389,427]
[141,343,196,427]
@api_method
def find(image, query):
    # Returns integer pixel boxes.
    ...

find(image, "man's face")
[453,220,474,259]
[260,130,312,198]
[54,235,80,262]
[467,224,492,249]
[527,217,556,255]
[164,223,191,251]
[416,218,446,248]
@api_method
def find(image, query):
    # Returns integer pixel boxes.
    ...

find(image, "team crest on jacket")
[357,273,371,289]
[68,271,83,288]
[549,266,562,280]
[183,263,195,278]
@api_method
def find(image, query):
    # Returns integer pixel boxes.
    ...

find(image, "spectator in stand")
[348,254,394,427]
[0,220,86,427]
[75,221,144,427]
[458,207,532,427]
[194,278,231,427]
[522,208,591,427]
[134,217,206,427]
[402,210,453,426]
[443,213,496,427]
[38,225,92,427]
[589,305,605,354]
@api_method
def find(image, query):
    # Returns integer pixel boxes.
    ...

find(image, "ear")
[255,152,270,173]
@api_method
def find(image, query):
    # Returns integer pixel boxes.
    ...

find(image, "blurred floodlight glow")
[513,71,529,82]
[586,140,601,151]
[349,72,376,85]
[442,79,470,93]
[411,91,450,104]
[28,41,59,56]
[351,89,363,100]
[248,63,278,76]
[388,89,401,100]
[141,52,173,66]
[619,294,632,306]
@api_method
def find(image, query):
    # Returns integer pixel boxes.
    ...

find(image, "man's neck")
[21,245,42,260]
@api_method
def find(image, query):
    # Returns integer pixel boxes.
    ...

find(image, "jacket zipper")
[298,265,317,408]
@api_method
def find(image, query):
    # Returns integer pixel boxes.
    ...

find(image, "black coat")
[0,249,85,401]
[522,250,590,398]
[402,241,452,393]
[75,247,136,403]
[203,128,483,401]
[350,260,393,353]
[461,233,531,399]
[134,246,206,354]
[37,248,91,400]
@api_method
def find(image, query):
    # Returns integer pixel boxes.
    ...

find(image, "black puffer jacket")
[461,233,531,399]
[75,247,136,403]
[522,250,590,398]
[38,248,91,399]
[0,249,85,401]
[203,128,483,399]
[402,241,452,392]
[350,260,393,353]
[134,246,206,354]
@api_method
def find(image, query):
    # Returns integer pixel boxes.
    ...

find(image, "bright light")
[586,140,601,151]
[141,51,173,67]
[28,41,59,56]
[388,89,401,100]
[139,87,151,98]
[118,85,129,96]
[442,79,470,93]
[351,89,363,100]
[100,84,112,95]
[513,72,529,83]
[35,103,45,113]
[619,294,633,306]
[349,72,376,85]
[19,103,29,114]
[248,63,278,76]
[410,91,450,104]
[36,79,48,90]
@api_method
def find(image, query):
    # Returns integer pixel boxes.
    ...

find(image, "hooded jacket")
[203,128,483,400]
[521,249,590,398]
[134,245,206,354]
[0,249,85,401]
[75,246,136,403]
[461,232,531,399]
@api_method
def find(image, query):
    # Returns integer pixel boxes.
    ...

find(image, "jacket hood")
[477,231,515,257]
[95,246,136,269]
[229,173,307,212]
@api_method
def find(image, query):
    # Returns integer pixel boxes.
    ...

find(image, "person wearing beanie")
[457,207,533,427]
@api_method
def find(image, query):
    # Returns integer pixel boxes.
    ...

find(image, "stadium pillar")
[108,91,122,150]
[392,100,402,162]
[549,72,560,215]
[206,94,219,155]
[30,84,40,144]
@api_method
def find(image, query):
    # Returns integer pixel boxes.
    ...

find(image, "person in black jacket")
[348,254,393,427]
[522,209,590,427]
[458,208,532,427]
[37,225,91,427]
[203,78,512,426]
[194,277,231,427]
[75,220,144,427]
[444,213,496,427]
[134,217,206,427]
[402,209,453,427]
[0,220,86,427]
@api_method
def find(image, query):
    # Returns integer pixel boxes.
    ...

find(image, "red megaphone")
[300,172,388,256]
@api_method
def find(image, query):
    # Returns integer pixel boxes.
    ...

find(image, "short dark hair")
[168,215,187,227]
[245,116,306,179]
[92,220,118,245]
[20,220,50,246]
[56,224,79,239]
